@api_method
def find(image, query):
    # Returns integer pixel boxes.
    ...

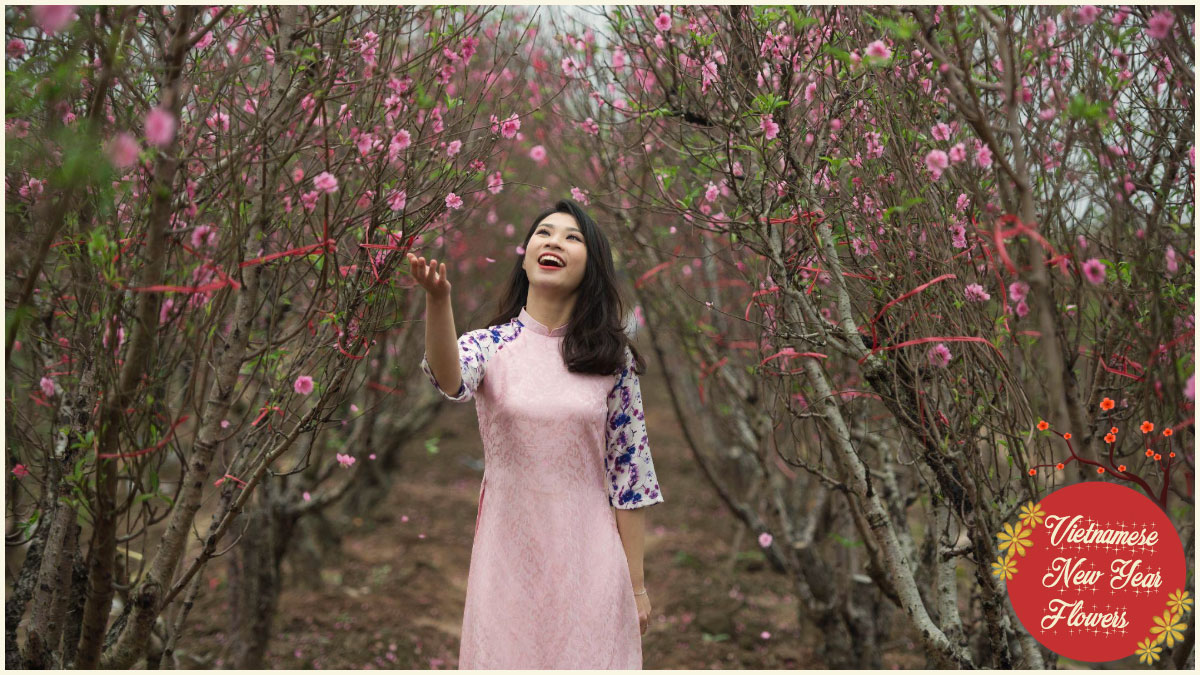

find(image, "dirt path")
[185,347,825,669]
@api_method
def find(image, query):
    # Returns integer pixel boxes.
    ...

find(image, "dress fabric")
[420,306,664,669]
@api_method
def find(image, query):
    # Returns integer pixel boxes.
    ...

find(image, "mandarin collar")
[517,306,568,337]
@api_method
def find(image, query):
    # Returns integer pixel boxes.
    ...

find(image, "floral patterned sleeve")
[420,329,487,402]
[420,322,522,403]
[605,346,664,509]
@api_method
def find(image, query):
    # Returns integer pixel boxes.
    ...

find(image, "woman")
[407,197,664,669]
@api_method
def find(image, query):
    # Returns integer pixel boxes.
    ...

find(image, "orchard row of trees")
[539,4,1194,668]
[4,4,1195,669]
[5,5,549,668]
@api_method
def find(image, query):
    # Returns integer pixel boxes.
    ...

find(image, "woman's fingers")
[407,253,449,293]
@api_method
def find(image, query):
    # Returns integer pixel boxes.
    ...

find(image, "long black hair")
[485,197,646,377]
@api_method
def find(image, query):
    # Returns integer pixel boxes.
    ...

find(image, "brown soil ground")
[182,346,930,669]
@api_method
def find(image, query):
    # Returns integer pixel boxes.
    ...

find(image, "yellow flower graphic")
[991,553,1017,581]
[1135,637,1162,665]
[1018,501,1045,529]
[996,521,1032,558]
[1149,609,1186,648]
[1167,589,1193,617]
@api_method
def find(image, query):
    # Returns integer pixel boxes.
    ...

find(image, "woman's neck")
[523,293,575,331]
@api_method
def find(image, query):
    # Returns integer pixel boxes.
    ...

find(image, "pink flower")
[975,144,993,168]
[1038,108,1057,121]
[931,122,952,141]
[191,224,218,249]
[705,182,719,203]
[1146,11,1174,40]
[144,106,176,148]
[335,453,356,468]
[1081,258,1106,285]
[12,464,29,478]
[220,419,230,428]
[205,111,230,132]
[1075,6,1100,24]
[33,5,77,35]
[1185,374,1195,401]
[948,143,966,163]
[1015,300,1029,318]
[446,139,462,157]
[1165,245,1179,275]
[529,145,546,162]
[300,191,319,212]
[294,375,315,395]
[865,40,891,60]
[486,171,504,195]
[40,376,56,398]
[654,12,672,32]
[760,114,779,140]
[760,631,771,640]
[804,81,818,102]
[758,532,773,548]
[570,186,590,205]
[390,128,412,151]
[956,194,970,212]
[355,132,377,157]
[313,171,338,194]
[1008,281,1029,302]
[950,224,967,249]
[303,491,311,501]
[924,150,949,179]
[500,113,520,139]
[445,192,463,209]
[387,189,407,212]
[264,46,275,65]
[927,343,952,368]
[964,283,990,302]
[7,38,26,59]
[105,132,140,169]
[193,30,214,50]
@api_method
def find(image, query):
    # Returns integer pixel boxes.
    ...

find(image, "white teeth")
[538,253,564,267]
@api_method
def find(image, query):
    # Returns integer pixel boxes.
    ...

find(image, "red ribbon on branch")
[697,356,728,404]
[978,214,1068,278]
[760,347,829,374]
[359,233,417,282]
[97,415,190,459]
[214,473,247,489]
[857,335,1006,366]
[744,286,781,321]
[861,273,957,355]
[336,334,372,360]
[251,403,282,427]
[635,261,674,289]
[240,239,337,268]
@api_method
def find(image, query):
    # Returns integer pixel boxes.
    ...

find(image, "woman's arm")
[615,506,652,634]
[614,507,646,590]
[424,293,461,396]
[409,254,460,396]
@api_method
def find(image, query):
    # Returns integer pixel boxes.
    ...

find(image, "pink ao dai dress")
[420,305,664,669]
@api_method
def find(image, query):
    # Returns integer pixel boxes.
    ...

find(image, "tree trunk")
[227,482,300,668]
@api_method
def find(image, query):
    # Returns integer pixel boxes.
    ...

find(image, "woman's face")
[522,213,588,296]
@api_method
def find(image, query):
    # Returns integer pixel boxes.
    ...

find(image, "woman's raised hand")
[407,252,451,301]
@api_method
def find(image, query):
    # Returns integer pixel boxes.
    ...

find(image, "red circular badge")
[1002,481,1190,664]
